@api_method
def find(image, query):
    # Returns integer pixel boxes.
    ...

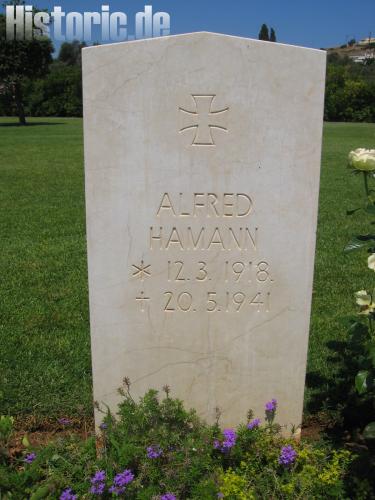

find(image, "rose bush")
[345,148,375,443]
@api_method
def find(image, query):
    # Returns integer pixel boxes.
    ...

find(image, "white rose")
[368,254,375,271]
[355,290,371,306]
[348,148,375,171]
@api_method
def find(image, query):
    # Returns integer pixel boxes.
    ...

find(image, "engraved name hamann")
[156,193,253,218]
[150,193,257,251]
[150,226,257,251]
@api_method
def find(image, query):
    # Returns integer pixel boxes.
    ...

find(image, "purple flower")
[265,399,277,412]
[217,493,224,499]
[90,470,106,494]
[90,482,105,495]
[109,469,134,496]
[222,428,237,449]
[214,429,237,452]
[60,489,77,500]
[161,494,176,500]
[91,470,106,483]
[279,445,297,466]
[58,418,71,426]
[247,418,261,430]
[24,452,36,464]
[113,469,134,486]
[99,422,108,430]
[147,445,163,458]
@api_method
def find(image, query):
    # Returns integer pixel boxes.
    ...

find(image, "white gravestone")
[82,32,326,431]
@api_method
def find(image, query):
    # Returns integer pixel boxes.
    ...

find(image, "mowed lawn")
[0,118,91,418]
[0,117,375,419]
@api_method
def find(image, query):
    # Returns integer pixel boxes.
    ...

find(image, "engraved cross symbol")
[179,95,229,146]
[136,291,150,312]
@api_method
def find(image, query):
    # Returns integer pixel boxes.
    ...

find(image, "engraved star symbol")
[132,261,151,281]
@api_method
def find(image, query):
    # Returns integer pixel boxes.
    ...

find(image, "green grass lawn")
[0,118,91,418]
[0,117,375,420]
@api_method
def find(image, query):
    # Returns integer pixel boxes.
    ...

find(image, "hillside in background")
[326,37,375,64]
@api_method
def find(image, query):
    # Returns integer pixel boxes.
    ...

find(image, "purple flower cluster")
[161,494,176,500]
[99,422,108,430]
[24,452,36,464]
[222,428,237,449]
[60,489,77,500]
[214,428,237,452]
[109,469,134,496]
[265,398,277,424]
[90,470,106,495]
[147,445,163,459]
[247,418,261,430]
[265,399,277,412]
[279,445,297,466]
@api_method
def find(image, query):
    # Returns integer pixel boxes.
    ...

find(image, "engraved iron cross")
[179,95,229,146]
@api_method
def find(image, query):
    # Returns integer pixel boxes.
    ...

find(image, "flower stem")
[369,317,374,338]
[363,172,370,199]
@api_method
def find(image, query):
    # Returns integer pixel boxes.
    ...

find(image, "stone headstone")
[83,32,326,431]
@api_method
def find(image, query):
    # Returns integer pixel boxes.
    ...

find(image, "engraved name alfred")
[151,193,256,251]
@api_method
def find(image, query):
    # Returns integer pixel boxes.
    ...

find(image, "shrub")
[0,384,352,499]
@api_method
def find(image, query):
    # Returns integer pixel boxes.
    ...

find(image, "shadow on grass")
[306,335,373,429]
[0,121,64,127]
[306,328,375,496]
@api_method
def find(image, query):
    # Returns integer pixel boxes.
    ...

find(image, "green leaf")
[22,435,30,448]
[30,485,51,499]
[348,320,366,335]
[344,238,366,253]
[347,208,362,215]
[109,435,121,454]
[344,235,375,253]
[344,237,368,253]
[357,234,375,241]
[366,204,375,215]
[363,422,375,440]
[355,370,369,394]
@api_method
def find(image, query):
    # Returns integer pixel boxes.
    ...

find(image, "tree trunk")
[14,83,26,125]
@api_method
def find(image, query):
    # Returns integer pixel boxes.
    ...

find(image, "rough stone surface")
[82,32,326,430]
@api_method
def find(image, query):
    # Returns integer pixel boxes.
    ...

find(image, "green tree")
[0,4,53,124]
[258,24,269,41]
[58,40,86,66]
[270,27,276,42]
[27,61,82,117]
[324,54,375,122]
